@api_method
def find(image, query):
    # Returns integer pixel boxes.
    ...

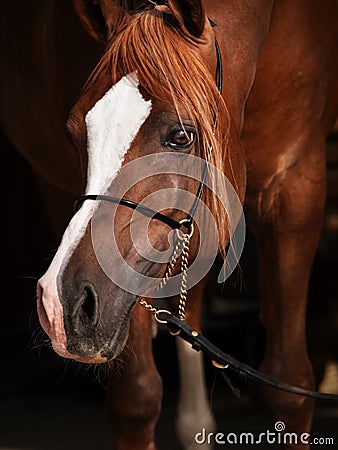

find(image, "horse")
[1,0,338,449]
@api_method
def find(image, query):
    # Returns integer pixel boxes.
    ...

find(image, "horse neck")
[204,0,274,128]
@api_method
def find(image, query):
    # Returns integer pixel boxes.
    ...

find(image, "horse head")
[37,0,246,363]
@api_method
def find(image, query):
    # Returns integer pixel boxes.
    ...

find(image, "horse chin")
[52,345,108,364]
[56,317,130,364]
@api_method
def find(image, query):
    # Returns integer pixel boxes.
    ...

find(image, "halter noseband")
[75,28,223,233]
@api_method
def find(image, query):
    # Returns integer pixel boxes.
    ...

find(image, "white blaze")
[85,72,152,194]
[38,73,152,350]
[54,72,152,271]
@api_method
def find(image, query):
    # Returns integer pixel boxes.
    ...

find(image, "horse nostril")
[77,284,99,327]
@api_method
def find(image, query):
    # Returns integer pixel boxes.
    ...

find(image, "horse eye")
[166,129,195,149]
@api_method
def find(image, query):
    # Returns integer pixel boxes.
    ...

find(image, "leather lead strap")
[156,311,338,401]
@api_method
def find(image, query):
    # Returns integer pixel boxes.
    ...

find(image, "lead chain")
[139,222,193,322]
[156,234,185,292]
[177,233,190,321]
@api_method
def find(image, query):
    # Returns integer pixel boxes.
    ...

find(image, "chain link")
[138,220,193,323]
[138,298,158,314]
[156,235,185,291]
[177,233,190,320]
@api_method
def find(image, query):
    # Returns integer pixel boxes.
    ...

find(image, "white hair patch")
[85,72,152,194]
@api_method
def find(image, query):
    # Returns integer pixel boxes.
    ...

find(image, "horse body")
[243,0,338,437]
[2,1,338,449]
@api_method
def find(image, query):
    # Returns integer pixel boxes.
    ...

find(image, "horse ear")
[73,0,127,42]
[167,0,205,38]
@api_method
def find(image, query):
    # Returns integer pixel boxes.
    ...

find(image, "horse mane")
[84,9,232,251]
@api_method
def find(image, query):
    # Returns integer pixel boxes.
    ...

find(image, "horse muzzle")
[37,278,131,363]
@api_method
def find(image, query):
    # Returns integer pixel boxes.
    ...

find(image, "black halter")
[74,29,223,231]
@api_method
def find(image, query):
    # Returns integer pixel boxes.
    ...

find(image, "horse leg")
[248,142,326,448]
[106,304,162,450]
[173,279,216,449]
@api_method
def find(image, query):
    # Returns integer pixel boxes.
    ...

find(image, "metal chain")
[156,235,185,291]
[177,234,190,320]
[138,298,158,315]
[138,220,194,323]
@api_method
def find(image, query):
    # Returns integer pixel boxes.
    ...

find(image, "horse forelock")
[83,9,232,251]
